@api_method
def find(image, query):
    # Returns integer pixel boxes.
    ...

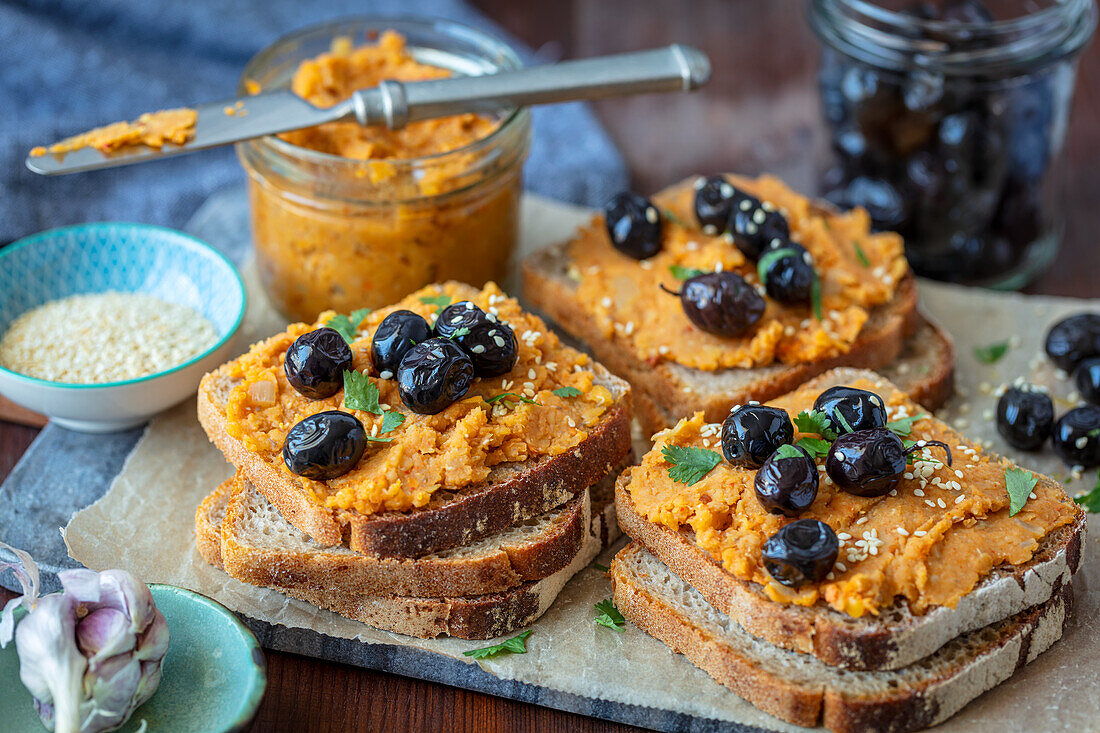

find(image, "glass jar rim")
[238,14,528,169]
[808,0,1097,75]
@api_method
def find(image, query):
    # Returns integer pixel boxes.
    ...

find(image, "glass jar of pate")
[237,17,531,322]
[809,0,1096,288]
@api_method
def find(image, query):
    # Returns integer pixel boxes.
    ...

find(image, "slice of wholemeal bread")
[216,460,629,598]
[195,468,622,639]
[198,282,632,558]
[520,174,952,437]
[611,543,1072,733]
[616,368,1084,670]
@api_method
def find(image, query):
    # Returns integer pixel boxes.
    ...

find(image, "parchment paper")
[64,195,1100,732]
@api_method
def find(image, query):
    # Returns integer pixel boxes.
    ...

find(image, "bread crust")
[198,357,632,559]
[611,542,1073,733]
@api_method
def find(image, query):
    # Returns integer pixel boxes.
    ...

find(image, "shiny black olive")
[732,201,790,261]
[453,319,519,378]
[1045,313,1100,372]
[661,272,765,337]
[813,386,888,435]
[282,410,367,480]
[762,247,816,303]
[995,386,1054,451]
[434,301,486,340]
[721,405,795,467]
[604,192,663,260]
[693,176,751,234]
[761,519,838,587]
[754,446,819,517]
[284,327,354,400]
[1051,405,1100,467]
[396,338,475,415]
[827,428,951,498]
[370,310,432,380]
[1076,357,1100,405]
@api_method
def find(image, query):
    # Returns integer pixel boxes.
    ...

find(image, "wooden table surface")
[3,2,1099,731]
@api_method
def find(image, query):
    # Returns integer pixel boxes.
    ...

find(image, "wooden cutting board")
[0,395,47,428]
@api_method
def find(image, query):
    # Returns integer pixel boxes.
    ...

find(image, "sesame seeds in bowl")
[0,223,246,432]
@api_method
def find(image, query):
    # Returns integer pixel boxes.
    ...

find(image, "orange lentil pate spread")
[30,108,197,157]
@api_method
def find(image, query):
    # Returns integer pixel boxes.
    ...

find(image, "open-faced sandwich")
[611,368,1083,732]
[194,282,633,638]
[522,174,955,436]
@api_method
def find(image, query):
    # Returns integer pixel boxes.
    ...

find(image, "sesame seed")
[645,206,659,224]
[937,498,947,509]
[896,527,910,536]
[856,516,869,525]
[955,494,966,504]
[493,336,506,348]
[913,488,925,497]
[601,297,612,309]
[379,370,393,380]
[471,345,486,354]
[702,225,717,235]
[914,530,927,537]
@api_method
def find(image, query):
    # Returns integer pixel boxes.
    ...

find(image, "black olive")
[396,338,475,415]
[693,175,751,234]
[1076,357,1100,405]
[370,310,432,379]
[762,519,838,587]
[995,386,1054,451]
[721,404,795,467]
[731,201,790,261]
[826,428,951,498]
[1051,405,1100,467]
[434,301,486,340]
[813,386,889,435]
[754,446,820,517]
[453,319,519,378]
[604,192,663,260]
[1045,313,1100,372]
[282,410,367,480]
[762,246,816,303]
[660,272,765,338]
[283,327,354,400]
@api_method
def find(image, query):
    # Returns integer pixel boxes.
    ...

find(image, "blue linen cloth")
[0,0,627,244]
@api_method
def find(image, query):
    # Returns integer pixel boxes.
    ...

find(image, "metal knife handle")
[350,44,710,129]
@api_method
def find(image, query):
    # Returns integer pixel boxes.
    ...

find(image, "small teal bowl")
[0,223,246,432]
[0,584,267,732]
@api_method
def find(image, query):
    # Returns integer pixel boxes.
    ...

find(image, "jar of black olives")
[808,0,1096,288]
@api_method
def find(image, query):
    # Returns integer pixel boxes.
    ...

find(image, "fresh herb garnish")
[810,273,823,321]
[1090,428,1100,438]
[774,444,805,460]
[552,386,583,398]
[833,410,855,434]
[885,413,926,438]
[463,629,533,659]
[794,410,837,441]
[378,410,405,434]
[852,241,870,267]
[419,294,452,314]
[343,370,382,414]
[1074,474,1100,513]
[756,247,798,285]
[662,444,722,486]
[593,563,610,572]
[795,436,832,459]
[326,308,372,344]
[662,208,688,228]
[594,599,626,632]
[1005,467,1039,517]
[485,392,539,405]
[974,341,1010,365]
[670,264,706,281]
[451,326,471,339]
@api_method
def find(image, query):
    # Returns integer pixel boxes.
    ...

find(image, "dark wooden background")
[2,2,1098,731]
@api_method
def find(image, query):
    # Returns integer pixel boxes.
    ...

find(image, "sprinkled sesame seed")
[645,206,659,224]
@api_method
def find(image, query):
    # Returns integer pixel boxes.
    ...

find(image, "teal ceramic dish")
[0,223,246,433]
[0,584,266,732]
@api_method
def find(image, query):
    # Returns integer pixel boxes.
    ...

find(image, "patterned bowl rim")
[0,222,247,391]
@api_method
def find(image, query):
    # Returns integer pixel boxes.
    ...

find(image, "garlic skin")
[1,545,169,733]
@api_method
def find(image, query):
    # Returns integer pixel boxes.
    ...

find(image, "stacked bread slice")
[194,283,633,639]
[611,369,1084,732]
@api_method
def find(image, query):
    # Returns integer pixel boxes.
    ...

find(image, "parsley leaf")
[794,410,837,440]
[974,341,1010,364]
[662,208,687,228]
[326,308,371,344]
[593,563,610,572]
[1005,467,1039,517]
[594,599,626,632]
[774,444,805,460]
[811,272,823,321]
[485,392,540,406]
[662,444,722,486]
[552,386,583,398]
[463,629,533,659]
[451,326,471,339]
[419,294,452,314]
[795,436,832,459]
[670,264,706,280]
[885,413,926,437]
[379,410,405,433]
[343,370,382,415]
[852,241,870,267]
[1090,428,1100,438]
[1074,474,1100,513]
